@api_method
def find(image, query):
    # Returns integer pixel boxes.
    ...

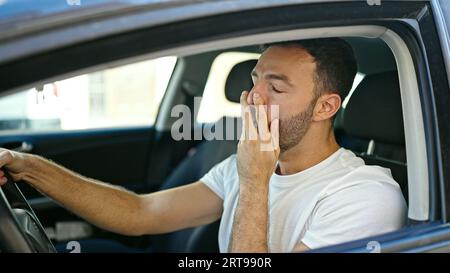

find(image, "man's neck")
[277,127,340,176]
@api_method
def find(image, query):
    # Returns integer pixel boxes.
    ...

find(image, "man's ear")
[312,93,341,122]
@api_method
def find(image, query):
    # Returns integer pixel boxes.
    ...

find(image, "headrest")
[225,59,257,103]
[344,71,405,145]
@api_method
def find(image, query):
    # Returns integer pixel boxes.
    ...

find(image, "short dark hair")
[261,38,358,102]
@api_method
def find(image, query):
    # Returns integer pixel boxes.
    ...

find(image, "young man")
[0,38,406,253]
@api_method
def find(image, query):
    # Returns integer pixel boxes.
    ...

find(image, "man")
[0,38,406,253]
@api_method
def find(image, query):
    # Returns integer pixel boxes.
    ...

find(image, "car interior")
[1,35,408,253]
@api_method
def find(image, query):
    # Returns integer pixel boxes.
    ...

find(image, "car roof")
[0,0,417,66]
[0,0,422,39]
[0,0,183,22]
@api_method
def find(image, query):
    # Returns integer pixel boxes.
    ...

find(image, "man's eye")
[271,85,283,93]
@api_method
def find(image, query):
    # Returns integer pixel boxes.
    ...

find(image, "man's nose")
[248,83,269,105]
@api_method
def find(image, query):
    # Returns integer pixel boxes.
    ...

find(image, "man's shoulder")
[306,171,407,248]
[320,164,406,214]
[321,161,404,203]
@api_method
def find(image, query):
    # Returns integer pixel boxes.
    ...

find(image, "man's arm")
[0,149,222,236]
[229,91,279,252]
[229,182,269,252]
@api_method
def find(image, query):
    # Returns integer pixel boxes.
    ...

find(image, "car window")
[0,56,177,133]
[196,52,260,123]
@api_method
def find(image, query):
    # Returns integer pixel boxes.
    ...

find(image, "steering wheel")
[0,168,56,253]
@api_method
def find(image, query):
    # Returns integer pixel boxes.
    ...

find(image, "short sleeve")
[301,181,407,249]
[200,154,236,200]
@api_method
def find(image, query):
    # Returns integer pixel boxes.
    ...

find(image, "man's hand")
[0,148,224,237]
[0,148,29,185]
[237,91,279,187]
[229,91,279,252]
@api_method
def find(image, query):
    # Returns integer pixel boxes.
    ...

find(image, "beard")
[278,97,317,153]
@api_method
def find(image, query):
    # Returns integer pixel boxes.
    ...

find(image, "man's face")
[250,46,318,152]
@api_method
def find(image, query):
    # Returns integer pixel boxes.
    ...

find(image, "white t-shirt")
[200,148,407,252]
